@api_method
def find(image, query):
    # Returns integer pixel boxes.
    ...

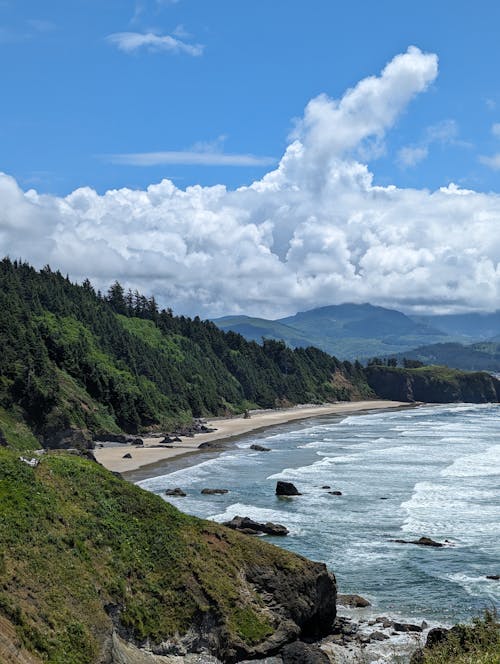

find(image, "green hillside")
[0,447,335,663]
[0,259,371,447]
[392,341,500,372]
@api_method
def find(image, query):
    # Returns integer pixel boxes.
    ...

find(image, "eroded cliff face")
[365,366,500,403]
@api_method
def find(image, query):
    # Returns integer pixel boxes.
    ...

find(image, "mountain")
[392,342,500,372]
[211,315,315,348]
[215,303,450,360]
[412,311,500,340]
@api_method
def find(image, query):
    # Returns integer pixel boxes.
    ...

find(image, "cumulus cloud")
[2,46,500,318]
[107,31,203,56]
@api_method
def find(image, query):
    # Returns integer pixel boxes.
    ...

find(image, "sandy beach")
[94,400,409,475]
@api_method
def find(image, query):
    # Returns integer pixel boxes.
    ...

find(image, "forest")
[0,258,371,441]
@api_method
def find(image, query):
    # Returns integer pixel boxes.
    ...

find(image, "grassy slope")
[0,408,39,452]
[422,612,500,664]
[0,449,321,664]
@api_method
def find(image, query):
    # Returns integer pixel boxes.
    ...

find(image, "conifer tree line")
[0,258,372,436]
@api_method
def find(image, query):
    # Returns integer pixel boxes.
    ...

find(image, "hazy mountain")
[391,341,500,372]
[215,303,450,360]
[412,311,500,340]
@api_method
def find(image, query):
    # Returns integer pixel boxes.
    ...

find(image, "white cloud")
[107,31,203,56]
[107,151,276,167]
[397,145,428,168]
[492,123,500,138]
[397,119,465,169]
[3,46,500,318]
[479,153,500,170]
[107,136,275,167]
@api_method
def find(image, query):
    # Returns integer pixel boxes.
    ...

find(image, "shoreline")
[93,400,413,479]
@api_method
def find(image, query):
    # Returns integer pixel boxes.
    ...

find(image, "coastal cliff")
[365,365,500,403]
[0,449,335,664]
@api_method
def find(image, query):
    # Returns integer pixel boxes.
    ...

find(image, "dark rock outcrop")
[93,433,144,445]
[223,516,289,536]
[122,453,132,459]
[392,536,444,547]
[365,365,500,403]
[328,491,342,496]
[198,441,224,449]
[486,574,500,580]
[44,428,93,451]
[201,488,229,495]
[164,488,186,497]
[250,444,271,452]
[393,622,422,633]
[337,594,371,608]
[425,626,450,647]
[276,481,302,496]
[281,641,330,663]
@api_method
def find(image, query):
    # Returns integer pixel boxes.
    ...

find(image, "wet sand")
[94,400,409,476]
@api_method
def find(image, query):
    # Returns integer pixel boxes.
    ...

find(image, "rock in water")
[486,574,500,580]
[328,490,342,496]
[392,536,444,547]
[250,444,271,451]
[281,641,330,663]
[337,594,371,608]
[393,622,423,632]
[201,488,229,495]
[223,516,289,536]
[276,481,302,496]
[165,488,186,497]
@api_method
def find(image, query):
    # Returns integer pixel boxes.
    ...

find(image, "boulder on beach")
[122,453,132,459]
[281,641,330,663]
[337,594,371,608]
[164,488,186,497]
[250,444,271,452]
[201,488,229,495]
[276,481,302,496]
[223,516,289,536]
[393,621,423,633]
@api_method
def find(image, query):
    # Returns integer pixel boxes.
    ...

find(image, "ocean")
[138,403,500,625]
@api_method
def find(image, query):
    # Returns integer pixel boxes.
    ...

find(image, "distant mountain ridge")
[214,303,500,361]
[413,311,500,340]
[214,303,451,360]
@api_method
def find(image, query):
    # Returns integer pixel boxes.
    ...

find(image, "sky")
[2,1,500,318]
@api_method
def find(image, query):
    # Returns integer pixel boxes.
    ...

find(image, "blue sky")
[2,2,500,318]
[2,0,500,195]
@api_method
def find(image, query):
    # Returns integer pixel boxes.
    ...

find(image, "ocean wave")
[441,444,500,478]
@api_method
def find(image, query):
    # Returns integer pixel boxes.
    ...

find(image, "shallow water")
[138,403,500,624]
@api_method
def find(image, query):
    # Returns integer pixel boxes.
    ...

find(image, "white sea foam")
[441,444,500,478]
